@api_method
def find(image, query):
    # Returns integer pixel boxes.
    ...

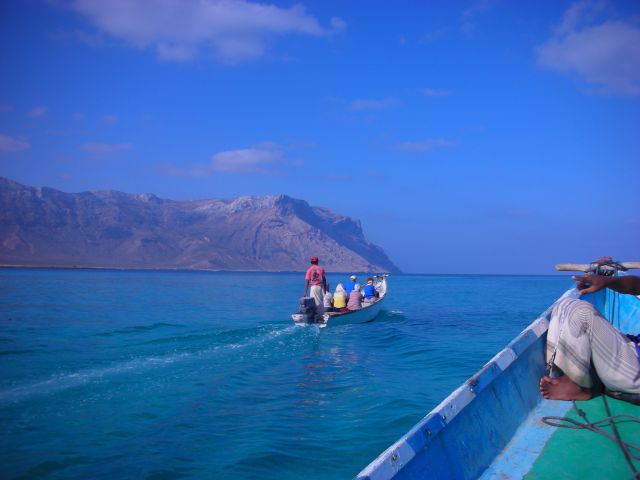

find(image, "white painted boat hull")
[292,277,388,327]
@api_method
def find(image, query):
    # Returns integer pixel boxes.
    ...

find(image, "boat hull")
[357,286,640,479]
[325,299,384,326]
[292,297,385,327]
[292,276,388,327]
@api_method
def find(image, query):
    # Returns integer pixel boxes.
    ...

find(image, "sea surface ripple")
[0,269,570,479]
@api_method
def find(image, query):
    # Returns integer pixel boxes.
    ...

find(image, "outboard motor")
[294,297,322,324]
[299,296,316,317]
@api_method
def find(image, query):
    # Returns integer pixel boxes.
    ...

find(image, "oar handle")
[556,264,590,272]
[556,262,640,272]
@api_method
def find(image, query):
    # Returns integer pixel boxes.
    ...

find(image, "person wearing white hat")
[347,284,363,311]
[345,275,357,296]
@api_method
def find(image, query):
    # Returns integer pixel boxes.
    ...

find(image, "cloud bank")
[101,115,118,124]
[69,0,345,63]
[211,143,283,172]
[421,88,450,97]
[350,98,399,111]
[0,134,30,152]
[165,142,290,176]
[79,142,132,155]
[28,106,48,118]
[537,1,640,96]
[394,138,457,153]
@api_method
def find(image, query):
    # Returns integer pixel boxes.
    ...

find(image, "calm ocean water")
[0,269,571,479]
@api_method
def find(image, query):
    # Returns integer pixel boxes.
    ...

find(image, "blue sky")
[0,0,638,274]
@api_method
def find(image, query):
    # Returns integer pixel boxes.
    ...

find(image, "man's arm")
[302,271,311,297]
[572,274,640,296]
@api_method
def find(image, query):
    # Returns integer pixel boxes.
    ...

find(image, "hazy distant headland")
[0,177,400,273]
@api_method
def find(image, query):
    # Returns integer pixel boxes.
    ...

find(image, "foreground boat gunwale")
[357,288,577,479]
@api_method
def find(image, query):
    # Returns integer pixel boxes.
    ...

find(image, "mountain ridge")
[0,177,400,273]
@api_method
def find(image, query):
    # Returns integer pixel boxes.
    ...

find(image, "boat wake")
[94,322,186,336]
[0,325,299,405]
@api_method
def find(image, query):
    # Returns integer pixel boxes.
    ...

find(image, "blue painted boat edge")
[357,288,578,480]
[478,397,573,479]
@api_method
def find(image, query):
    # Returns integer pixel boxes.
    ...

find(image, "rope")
[542,396,640,479]
[595,259,628,276]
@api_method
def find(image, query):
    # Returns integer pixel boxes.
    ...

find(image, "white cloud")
[460,0,497,34]
[367,170,387,178]
[350,98,399,111]
[537,1,640,96]
[330,16,347,32]
[462,0,497,18]
[0,134,30,152]
[164,142,290,176]
[211,142,283,172]
[101,114,118,124]
[320,173,350,182]
[68,0,345,63]
[79,142,132,155]
[28,106,47,118]
[395,138,457,153]
[553,0,608,36]
[422,88,450,97]
[72,112,85,120]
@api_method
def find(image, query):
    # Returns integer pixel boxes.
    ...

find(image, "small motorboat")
[292,275,388,327]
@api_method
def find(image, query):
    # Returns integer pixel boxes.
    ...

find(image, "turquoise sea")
[1,269,571,479]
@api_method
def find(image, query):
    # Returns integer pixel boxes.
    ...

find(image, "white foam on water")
[0,352,191,404]
[0,325,298,404]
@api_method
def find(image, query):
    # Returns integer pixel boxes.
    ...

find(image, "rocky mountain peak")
[0,177,400,273]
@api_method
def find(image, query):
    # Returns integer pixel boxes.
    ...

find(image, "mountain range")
[0,177,400,273]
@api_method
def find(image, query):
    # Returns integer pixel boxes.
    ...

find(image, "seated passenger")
[323,283,334,312]
[333,283,348,312]
[375,275,386,297]
[540,272,640,402]
[363,278,377,301]
[345,275,357,296]
[347,284,363,311]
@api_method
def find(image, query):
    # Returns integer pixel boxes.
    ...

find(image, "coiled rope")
[542,396,640,479]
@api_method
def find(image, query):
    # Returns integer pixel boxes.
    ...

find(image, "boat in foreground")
[357,262,640,479]
[291,275,388,327]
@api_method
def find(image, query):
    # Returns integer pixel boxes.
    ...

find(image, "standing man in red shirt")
[303,256,327,314]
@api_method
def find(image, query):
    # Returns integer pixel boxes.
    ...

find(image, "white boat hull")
[292,276,388,327]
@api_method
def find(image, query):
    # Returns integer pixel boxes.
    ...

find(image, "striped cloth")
[309,285,325,315]
[546,298,640,393]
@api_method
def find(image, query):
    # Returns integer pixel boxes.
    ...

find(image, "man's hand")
[573,274,640,296]
[572,274,609,295]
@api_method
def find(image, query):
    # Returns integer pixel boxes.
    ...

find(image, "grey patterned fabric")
[546,298,640,393]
